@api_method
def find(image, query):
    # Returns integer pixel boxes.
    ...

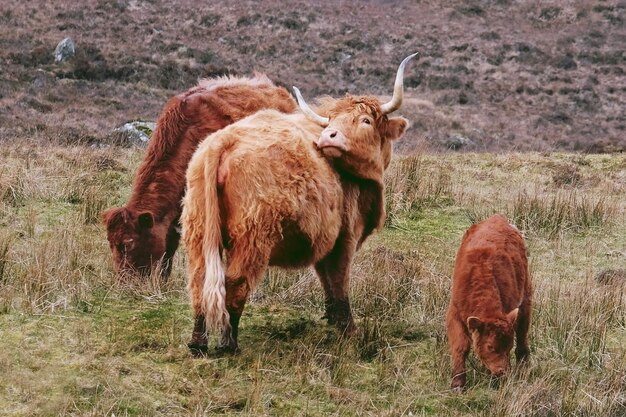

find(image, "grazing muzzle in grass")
[103,206,166,277]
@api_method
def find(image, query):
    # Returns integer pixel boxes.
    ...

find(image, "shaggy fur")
[102,74,296,277]
[182,96,408,354]
[446,214,533,391]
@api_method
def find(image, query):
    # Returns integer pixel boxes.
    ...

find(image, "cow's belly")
[269,221,317,267]
[268,203,341,268]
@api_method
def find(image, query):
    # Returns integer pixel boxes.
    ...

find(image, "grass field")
[0,142,624,416]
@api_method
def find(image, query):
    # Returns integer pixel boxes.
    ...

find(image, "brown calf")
[182,54,417,355]
[102,75,296,277]
[446,214,532,390]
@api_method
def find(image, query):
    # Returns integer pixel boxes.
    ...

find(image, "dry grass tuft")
[384,154,455,227]
[511,189,616,238]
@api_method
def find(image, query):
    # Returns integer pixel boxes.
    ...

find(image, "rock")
[31,69,57,91]
[445,134,475,150]
[111,121,156,146]
[54,37,75,62]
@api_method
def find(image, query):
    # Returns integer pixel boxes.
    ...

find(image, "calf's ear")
[102,207,116,226]
[102,207,127,228]
[467,316,483,332]
[506,308,519,324]
[137,212,155,229]
[384,116,409,141]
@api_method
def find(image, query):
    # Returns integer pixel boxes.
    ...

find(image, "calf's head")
[293,53,417,181]
[102,206,164,276]
[467,308,519,377]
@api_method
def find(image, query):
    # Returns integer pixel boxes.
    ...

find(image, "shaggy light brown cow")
[182,54,418,354]
[103,75,296,278]
[447,214,532,391]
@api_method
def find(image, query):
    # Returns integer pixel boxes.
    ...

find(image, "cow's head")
[102,206,165,277]
[467,308,519,377]
[293,53,417,182]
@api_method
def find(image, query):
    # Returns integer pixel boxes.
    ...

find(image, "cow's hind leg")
[187,264,209,356]
[215,276,250,354]
[515,298,531,363]
[216,242,267,354]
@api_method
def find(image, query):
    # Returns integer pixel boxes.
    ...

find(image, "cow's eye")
[362,118,371,125]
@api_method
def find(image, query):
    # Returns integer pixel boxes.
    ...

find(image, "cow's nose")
[320,129,338,141]
[316,128,347,151]
[492,368,506,377]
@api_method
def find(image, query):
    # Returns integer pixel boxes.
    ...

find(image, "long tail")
[182,137,230,333]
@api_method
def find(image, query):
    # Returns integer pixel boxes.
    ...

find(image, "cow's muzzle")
[316,128,348,154]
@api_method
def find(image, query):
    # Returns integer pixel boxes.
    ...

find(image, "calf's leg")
[515,298,532,362]
[447,313,470,391]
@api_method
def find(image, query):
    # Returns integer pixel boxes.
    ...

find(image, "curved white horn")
[380,52,419,115]
[293,86,329,127]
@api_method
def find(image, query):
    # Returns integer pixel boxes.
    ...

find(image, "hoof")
[337,319,357,337]
[321,313,336,326]
[516,349,530,363]
[187,342,208,357]
[451,385,465,394]
[214,344,241,356]
[451,374,466,392]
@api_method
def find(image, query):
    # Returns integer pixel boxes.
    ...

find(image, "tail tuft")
[202,247,230,332]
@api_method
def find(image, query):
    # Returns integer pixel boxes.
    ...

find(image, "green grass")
[0,144,625,416]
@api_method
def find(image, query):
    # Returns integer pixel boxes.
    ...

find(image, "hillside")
[1,0,625,152]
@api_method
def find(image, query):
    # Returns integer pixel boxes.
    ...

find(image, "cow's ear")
[384,116,409,141]
[467,316,483,332]
[137,212,154,229]
[506,308,519,324]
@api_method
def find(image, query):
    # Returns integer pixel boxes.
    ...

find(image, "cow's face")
[102,206,165,276]
[293,53,417,181]
[315,97,408,179]
[467,308,519,377]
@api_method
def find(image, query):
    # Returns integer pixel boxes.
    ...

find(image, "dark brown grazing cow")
[102,75,296,277]
[182,53,418,355]
[446,214,532,391]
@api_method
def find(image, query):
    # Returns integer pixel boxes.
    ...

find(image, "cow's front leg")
[314,261,337,324]
[314,233,357,336]
[162,221,182,279]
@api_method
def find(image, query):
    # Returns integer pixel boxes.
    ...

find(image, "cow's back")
[451,215,530,316]
[191,110,344,270]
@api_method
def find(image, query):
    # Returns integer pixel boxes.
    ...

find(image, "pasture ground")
[0,142,624,416]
